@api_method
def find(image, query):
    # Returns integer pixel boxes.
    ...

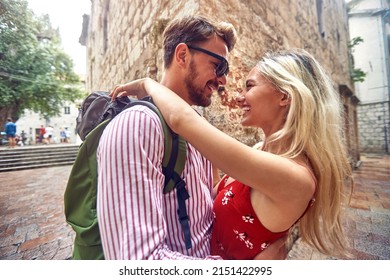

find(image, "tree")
[348,36,367,83]
[0,0,84,126]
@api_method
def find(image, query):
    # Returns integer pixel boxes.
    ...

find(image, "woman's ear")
[280,92,291,106]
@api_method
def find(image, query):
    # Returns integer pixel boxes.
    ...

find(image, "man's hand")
[253,235,288,260]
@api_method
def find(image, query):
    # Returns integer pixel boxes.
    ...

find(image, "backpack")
[64,91,192,260]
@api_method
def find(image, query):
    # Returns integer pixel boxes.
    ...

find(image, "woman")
[111,49,353,259]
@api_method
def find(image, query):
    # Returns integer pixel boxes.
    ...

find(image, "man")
[5,118,16,148]
[39,125,46,144]
[20,130,27,145]
[97,15,286,259]
[64,128,71,143]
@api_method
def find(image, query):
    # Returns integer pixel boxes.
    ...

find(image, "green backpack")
[64,92,191,260]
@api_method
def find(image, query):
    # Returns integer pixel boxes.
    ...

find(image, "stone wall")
[348,0,390,155]
[84,0,360,163]
[358,101,390,154]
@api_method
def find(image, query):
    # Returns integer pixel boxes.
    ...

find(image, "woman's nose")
[235,92,245,106]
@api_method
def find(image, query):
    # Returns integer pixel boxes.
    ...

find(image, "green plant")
[0,0,85,125]
[348,36,366,83]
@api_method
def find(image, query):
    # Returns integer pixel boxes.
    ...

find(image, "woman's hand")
[110,78,153,100]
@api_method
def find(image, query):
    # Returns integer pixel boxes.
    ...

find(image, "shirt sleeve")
[97,106,217,259]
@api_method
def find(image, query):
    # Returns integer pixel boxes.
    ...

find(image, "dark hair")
[162,15,237,68]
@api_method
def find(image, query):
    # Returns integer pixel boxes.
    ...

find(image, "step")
[0,156,76,168]
[0,161,75,173]
[0,150,78,161]
[0,145,79,154]
[0,144,79,172]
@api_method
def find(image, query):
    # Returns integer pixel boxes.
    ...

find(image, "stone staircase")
[0,144,80,172]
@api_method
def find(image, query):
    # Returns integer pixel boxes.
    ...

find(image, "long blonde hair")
[256,49,353,257]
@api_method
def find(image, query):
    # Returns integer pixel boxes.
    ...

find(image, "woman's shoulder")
[291,156,317,186]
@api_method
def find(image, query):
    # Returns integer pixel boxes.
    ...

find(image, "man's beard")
[184,60,215,107]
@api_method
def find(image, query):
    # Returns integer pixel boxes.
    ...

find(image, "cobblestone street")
[0,165,75,259]
[0,154,389,260]
[288,154,390,260]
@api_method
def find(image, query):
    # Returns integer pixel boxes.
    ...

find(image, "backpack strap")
[153,108,191,249]
[172,172,192,250]
[124,97,191,249]
[122,97,187,191]
[162,131,187,193]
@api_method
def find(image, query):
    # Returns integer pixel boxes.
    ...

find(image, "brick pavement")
[288,154,390,260]
[0,166,75,259]
[0,154,389,260]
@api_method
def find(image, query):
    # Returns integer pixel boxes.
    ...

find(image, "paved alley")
[0,154,389,260]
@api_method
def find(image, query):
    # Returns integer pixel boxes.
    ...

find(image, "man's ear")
[174,43,189,69]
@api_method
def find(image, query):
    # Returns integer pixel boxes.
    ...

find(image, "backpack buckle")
[174,178,192,249]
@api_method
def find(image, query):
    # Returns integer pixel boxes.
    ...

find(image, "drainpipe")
[376,5,390,153]
[382,11,390,153]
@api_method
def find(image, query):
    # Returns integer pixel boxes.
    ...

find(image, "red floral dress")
[211,176,310,260]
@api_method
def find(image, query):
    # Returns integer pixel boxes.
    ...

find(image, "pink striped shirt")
[97,105,218,259]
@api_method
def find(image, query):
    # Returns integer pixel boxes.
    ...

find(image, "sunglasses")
[187,45,229,77]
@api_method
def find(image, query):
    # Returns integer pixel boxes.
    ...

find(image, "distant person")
[60,127,66,143]
[39,125,46,144]
[20,130,27,145]
[5,118,16,148]
[65,128,71,143]
[44,125,54,144]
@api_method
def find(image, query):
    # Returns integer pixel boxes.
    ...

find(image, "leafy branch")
[348,36,366,83]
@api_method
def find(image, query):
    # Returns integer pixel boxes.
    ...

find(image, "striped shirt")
[97,105,217,259]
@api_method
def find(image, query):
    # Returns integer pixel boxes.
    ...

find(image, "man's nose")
[236,93,244,102]
[217,74,227,85]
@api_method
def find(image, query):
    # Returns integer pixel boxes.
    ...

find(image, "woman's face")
[237,67,287,135]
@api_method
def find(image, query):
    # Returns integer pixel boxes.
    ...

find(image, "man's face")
[184,59,217,107]
[184,37,229,107]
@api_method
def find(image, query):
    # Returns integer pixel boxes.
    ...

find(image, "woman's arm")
[111,78,314,205]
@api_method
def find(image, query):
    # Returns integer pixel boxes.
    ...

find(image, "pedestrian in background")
[65,128,71,143]
[44,125,54,144]
[20,130,27,145]
[5,118,16,149]
[60,127,66,143]
[39,125,46,144]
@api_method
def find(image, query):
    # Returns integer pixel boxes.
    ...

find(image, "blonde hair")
[256,49,353,257]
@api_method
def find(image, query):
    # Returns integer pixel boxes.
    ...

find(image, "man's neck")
[160,72,191,105]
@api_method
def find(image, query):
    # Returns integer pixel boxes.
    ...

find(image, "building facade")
[14,75,86,145]
[15,101,79,145]
[81,0,360,164]
[348,0,390,154]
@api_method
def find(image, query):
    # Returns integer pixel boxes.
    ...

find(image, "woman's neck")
[262,137,291,155]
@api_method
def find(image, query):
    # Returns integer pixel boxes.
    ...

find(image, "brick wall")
[358,102,390,154]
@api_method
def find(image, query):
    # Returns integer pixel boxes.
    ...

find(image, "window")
[64,106,70,114]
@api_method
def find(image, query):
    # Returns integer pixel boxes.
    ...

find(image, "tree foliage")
[348,36,366,83]
[0,0,84,126]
